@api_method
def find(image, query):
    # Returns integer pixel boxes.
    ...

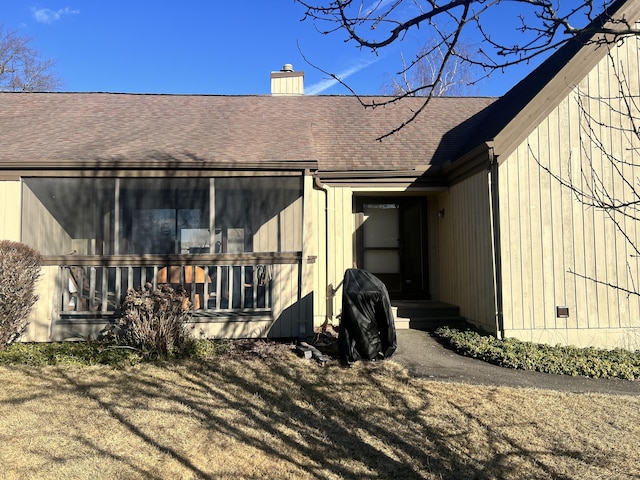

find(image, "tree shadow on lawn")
[4,352,619,479]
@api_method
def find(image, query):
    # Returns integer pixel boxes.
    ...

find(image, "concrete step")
[394,317,411,330]
[392,301,465,331]
[394,301,460,317]
[406,316,467,331]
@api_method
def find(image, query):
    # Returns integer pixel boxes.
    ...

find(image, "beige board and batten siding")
[0,180,20,240]
[300,175,318,335]
[24,265,57,342]
[498,38,640,349]
[21,182,74,254]
[21,182,72,341]
[437,172,497,333]
[0,181,61,341]
[311,185,355,327]
[270,69,304,96]
[252,192,303,253]
[310,184,328,327]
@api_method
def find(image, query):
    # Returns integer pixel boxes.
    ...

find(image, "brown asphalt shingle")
[0,93,495,172]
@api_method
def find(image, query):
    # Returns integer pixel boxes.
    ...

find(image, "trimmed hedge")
[435,326,640,380]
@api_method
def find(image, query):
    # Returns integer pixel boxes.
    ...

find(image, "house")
[438,0,640,349]
[1,0,639,348]
[0,89,492,341]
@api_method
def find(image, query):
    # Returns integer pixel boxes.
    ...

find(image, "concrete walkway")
[391,329,640,396]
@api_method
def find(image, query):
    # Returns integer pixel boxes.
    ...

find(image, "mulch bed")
[216,324,341,365]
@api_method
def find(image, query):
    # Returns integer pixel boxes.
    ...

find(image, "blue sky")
[1,1,563,97]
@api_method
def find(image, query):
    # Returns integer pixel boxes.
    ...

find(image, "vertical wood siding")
[299,176,318,334]
[499,37,640,349]
[0,182,58,341]
[310,185,354,326]
[270,262,298,338]
[22,182,73,254]
[252,192,303,252]
[437,173,496,332]
[23,266,57,342]
[0,181,21,240]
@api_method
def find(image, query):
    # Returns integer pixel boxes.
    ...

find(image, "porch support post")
[114,178,120,255]
[209,178,216,251]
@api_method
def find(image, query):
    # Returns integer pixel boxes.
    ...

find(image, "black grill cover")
[338,269,397,363]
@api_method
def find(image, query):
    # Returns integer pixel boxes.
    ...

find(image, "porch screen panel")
[216,177,302,253]
[22,177,116,255]
[119,178,210,255]
[21,176,303,256]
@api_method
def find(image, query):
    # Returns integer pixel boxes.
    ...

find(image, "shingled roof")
[0,92,494,174]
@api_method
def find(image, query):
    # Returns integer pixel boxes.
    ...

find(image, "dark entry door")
[357,198,429,299]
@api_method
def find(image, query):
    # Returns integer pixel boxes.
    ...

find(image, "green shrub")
[0,339,236,367]
[118,283,191,359]
[435,326,640,380]
[0,241,42,349]
[177,337,232,359]
[0,341,143,367]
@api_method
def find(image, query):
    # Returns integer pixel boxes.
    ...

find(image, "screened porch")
[22,174,312,340]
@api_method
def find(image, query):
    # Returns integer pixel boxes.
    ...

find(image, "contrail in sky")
[305,58,381,95]
[303,0,399,94]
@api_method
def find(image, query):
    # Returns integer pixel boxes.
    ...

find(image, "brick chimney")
[270,64,304,96]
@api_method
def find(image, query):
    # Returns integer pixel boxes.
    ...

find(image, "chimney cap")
[281,63,294,72]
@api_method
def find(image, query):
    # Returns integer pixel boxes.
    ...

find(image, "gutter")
[487,144,505,339]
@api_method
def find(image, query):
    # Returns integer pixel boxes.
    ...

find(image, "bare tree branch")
[530,48,640,295]
[383,40,479,96]
[297,0,640,134]
[0,26,60,92]
[569,267,640,298]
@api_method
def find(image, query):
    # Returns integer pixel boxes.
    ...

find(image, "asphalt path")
[391,329,640,396]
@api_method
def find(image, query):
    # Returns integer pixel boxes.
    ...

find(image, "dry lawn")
[0,342,638,479]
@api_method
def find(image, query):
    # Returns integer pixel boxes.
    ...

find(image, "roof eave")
[0,159,319,180]
[444,142,493,185]
[316,166,446,189]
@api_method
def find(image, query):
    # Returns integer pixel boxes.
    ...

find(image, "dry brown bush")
[118,283,191,358]
[0,241,41,349]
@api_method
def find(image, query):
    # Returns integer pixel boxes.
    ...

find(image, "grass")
[0,342,639,479]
